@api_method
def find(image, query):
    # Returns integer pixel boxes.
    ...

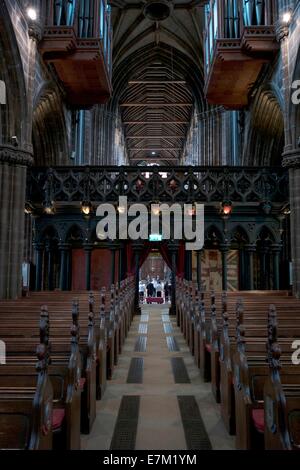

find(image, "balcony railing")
[27,166,288,206]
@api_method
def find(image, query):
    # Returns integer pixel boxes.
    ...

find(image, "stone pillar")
[0,147,33,298]
[34,242,44,291]
[220,244,229,291]
[271,244,282,291]
[84,243,93,291]
[283,152,300,297]
[259,246,268,290]
[58,243,71,291]
[132,243,143,315]
[196,250,203,290]
[169,242,179,316]
[45,241,53,291]
[245,244,256,291]
[185,249,192,281]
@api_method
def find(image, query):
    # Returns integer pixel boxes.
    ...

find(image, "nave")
[1,281,300,451]
[82,305,234,450]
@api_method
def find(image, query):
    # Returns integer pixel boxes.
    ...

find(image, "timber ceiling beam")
[128,81,187,85]
[128,148,182,151]
[120,103,193,107]
[123,121,189,124]
[126,136,185,139]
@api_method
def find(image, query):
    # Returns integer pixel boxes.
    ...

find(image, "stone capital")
[244,244,257,253]
[33,242,44,251]
[167,241,181,252]
[275,21,290,42]
[131,242,145,253]
[282,149,300,169]
[58,243,71,251]
[83,243,94,252]
[28,22,43,42]
[0,145,34,166]
[219,243,230,252]
[271,244,283,253]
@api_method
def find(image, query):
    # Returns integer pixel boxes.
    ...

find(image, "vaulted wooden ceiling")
[111,0,206,165]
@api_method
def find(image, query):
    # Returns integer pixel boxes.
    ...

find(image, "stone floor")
[82,305,235,450]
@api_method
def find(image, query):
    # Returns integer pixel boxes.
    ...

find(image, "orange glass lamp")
[221,200,233,216]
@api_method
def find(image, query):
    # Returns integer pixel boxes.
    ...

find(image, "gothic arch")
[204,224,225,246]
[65,224,86,244]
[256,225,277,244]
[244,85,284,166]
[0,3,27,146]
[33,85,69,166]
[229,225,250,245]
[38,224,60,244]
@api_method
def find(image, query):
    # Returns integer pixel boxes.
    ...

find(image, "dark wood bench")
[0,308,53,450]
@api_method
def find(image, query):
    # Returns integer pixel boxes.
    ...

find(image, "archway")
[140,249,172,305]
[33,85,69,166]
[243,86,284,166]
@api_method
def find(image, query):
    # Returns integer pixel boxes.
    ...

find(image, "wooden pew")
[97,287,107,399]
[0,307,53,450]
[0,303,83,448]
[175,278,300,443]
[219,299,300,436]
[0,295,99,434]
[233,305,300,449]
[263,315,300,450]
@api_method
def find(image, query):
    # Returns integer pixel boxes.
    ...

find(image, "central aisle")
[82,306,235,450]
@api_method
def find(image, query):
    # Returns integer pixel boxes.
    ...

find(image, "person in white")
[156,281,162,298]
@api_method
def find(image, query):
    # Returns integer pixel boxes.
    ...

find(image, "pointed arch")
[66,224,86,244]
[33,84,69,165]
[256,225,277,243]
[204,224,224,245]
[243,85,284,166]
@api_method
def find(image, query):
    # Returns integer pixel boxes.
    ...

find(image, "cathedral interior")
[0,0,300,453]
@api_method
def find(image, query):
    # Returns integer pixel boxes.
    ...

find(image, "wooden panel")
[72,249,85,291]
[91,249,112,290]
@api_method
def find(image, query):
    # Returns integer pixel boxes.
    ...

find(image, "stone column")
[196,250,203,290]
[185,249,192,281]
[277,8,299,296]
[0,147,33,298]
[283,152,300,297]
[259,246,268,290]
[169,242,179,316]
[271,244,282,291]
[84,243,93,291]
[58,243,71,291]
[34,242,44,291]
[220,244,229,291]
[45,241,53,291]
[245,244,256,291]
[132,242,143,315]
